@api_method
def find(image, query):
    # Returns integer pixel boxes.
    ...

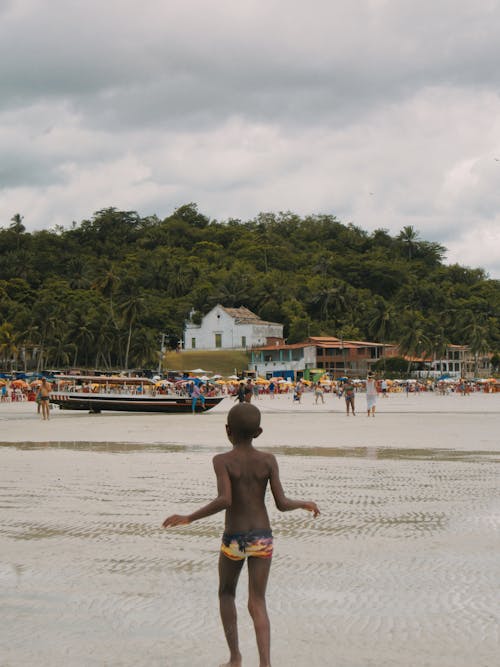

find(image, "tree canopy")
[1,204,499,371]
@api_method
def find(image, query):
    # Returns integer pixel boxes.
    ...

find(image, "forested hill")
[1,204,499,371]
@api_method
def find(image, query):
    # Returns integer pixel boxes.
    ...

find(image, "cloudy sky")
[1,0,500,277]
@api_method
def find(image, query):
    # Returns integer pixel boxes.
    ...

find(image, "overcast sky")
[1,0,500,277]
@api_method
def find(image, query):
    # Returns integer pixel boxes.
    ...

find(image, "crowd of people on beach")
[1,373,498,421]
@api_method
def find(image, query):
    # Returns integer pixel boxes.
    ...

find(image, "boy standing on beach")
[162,403,320,667]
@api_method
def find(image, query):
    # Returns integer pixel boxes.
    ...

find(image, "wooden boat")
[49,375,225,413]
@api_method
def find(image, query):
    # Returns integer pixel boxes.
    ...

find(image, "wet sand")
[1,394,499,666]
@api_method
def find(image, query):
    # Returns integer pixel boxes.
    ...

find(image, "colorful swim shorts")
[221,530,273,561]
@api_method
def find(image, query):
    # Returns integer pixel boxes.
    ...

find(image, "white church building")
[183,305,283,351]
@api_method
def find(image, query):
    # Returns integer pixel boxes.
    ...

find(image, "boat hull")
[49,392,225,413]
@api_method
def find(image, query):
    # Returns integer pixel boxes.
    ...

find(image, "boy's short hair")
[227,403,261,437]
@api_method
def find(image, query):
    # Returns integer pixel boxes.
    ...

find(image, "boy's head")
[226,403,262,442]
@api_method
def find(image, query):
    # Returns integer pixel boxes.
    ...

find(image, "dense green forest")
[1,205,499,372]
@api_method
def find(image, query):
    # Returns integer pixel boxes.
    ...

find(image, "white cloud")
[1,0,500,277]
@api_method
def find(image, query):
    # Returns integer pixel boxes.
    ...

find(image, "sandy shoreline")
[1,393,499,666]
[1,392,500,451]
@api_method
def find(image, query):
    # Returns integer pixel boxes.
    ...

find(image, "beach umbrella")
[227,375,239,380]
[30,379,51,387]
[11,379,28,388]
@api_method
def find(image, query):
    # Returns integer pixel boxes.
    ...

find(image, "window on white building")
[191,338,196,349]
[241,336,246,348]
[215,333,222,348]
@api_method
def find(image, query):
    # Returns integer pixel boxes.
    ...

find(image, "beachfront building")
[249,336,396,379]
[183,305,283,351]
[429,344,490,378]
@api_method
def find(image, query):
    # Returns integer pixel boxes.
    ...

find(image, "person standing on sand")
[380,378,388,397]
[244,379,253,403]
[268,380,275,399]
[342,377,356,416]
[38,377,51,420]
[163,403,320,667]
[234,382,245,403]
[191,382,205,413]
[365,372,377,417]
[314,382,325,404]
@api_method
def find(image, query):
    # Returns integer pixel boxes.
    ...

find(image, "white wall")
[184,305,283,350]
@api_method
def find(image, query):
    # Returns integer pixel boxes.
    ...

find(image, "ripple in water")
[0,443,499,666]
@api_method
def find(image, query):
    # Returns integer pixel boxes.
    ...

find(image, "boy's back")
[162,403,319,667]
[217,447,273,533]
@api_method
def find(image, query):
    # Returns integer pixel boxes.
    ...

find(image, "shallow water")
[1,442,499,667]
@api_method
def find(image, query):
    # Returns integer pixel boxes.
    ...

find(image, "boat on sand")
[49,375,224,414]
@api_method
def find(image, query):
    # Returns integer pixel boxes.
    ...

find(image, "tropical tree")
[119,288,146,370]
[464,317,490,376]
[398,225,420,260]
[398,310,431,374]
[0,322,19,370]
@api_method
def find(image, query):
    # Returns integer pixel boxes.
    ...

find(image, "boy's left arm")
[162,455,232,528]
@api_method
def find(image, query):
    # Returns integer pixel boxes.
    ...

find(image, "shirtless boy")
[162,403,320,667]
[38,377,51,420]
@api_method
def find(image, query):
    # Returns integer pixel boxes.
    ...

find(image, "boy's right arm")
[162,454,232,528]
[269,454,320,517]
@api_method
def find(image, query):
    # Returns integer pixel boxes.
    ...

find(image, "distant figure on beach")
[365,372,377,417]
[342,377,356,416]
[38,378,51,420]
[244,379,253,403]
[380,379,388,397]
[234,382,245,403]
[162,403,320,667]
[268,380,276,399]
[314,382,325,404]
[191,382,205,413]
[293,380,303,403]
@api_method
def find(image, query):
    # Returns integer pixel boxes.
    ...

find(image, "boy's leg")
[247,557,272,667]
[218,553,244,666]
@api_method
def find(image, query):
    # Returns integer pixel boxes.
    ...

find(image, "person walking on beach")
[268,380,275,399]
[244,379,253,403]
[38,377,51,420]
[293,379,303,404]
[162,403,320,667]
[234,382,245,403]
[191,382,205,413]
[380,378,388,397]
[314,382,325,404]
[342,377,356,416]
[365,372,377,417]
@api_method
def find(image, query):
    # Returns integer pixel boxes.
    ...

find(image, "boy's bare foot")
[219,660,242,667]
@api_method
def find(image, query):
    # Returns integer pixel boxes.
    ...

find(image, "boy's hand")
[162,514,190,528]
[303,502,320,518]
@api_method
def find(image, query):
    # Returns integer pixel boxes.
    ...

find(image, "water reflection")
[1,440,499,462]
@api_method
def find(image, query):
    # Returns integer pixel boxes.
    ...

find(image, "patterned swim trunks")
[221,530,273,561]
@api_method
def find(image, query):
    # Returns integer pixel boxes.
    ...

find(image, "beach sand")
[1,393,499,666]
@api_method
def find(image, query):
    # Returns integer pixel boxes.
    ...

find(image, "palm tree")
[398,225,420,260]
[311,284,346,322]
[398,311,430,374]
[92,264,121,328]
[368,297,395,366]
[464,318,490,376]
[119,290,145,370]
[0,322,19,370]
